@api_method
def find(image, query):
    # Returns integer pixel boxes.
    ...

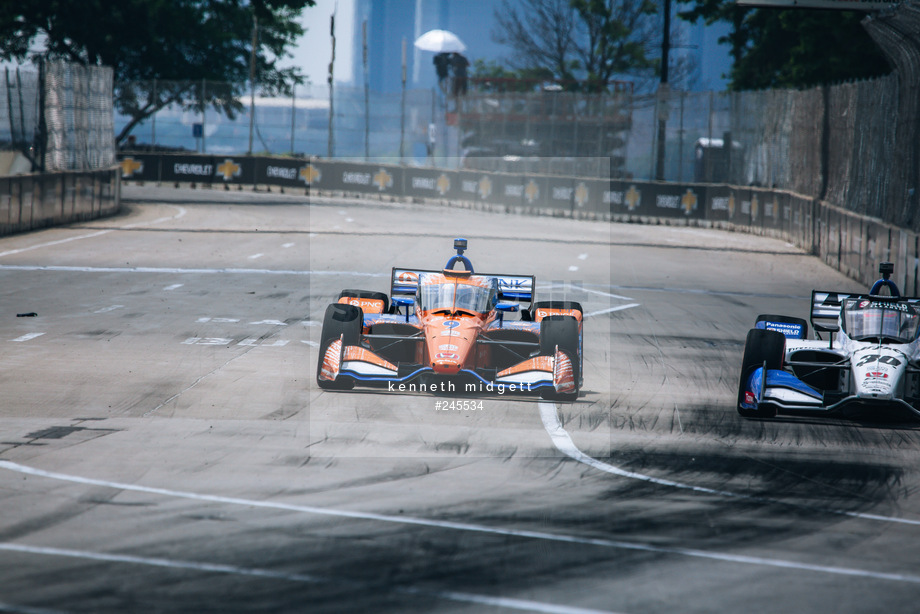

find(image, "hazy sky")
[282,0,356,88]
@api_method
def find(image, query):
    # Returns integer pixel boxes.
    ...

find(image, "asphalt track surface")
[0,185,919,613]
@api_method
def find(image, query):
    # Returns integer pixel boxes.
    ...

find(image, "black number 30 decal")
[856,354,901,367]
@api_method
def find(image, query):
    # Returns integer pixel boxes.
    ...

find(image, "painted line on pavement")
[11,333,44,343]
[0,265,384,277]
[537,402,920,527]
[0,598,67,614]
[0,460,918,583]
[0,206,186,258]
[0,543,616,614]
[583,303,640,318]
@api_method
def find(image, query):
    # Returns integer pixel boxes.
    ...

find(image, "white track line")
[0,230,112,257]
[0,461,917,583]
[11,333,44,343]
[0,543,616,614]
[537,402,920,527]
[0,206,186,258]
[0,599,67,614]
[583,303,640,318]
[0,265,385,276]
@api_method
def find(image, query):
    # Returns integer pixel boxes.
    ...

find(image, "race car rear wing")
[811,290,920,334]
[391,267,535,305]
[810,291,855,334]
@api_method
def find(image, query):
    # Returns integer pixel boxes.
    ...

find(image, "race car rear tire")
[532,300,583,318]
[539,315,580,401]
[737,328,785,418]
[338,289,389,314]
[317,303,363,390]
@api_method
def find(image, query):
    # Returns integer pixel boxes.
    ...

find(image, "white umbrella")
[414,29,467,53]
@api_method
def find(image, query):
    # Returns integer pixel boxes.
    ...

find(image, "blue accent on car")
[338,366,553,391]
[445,254,473,272]
[746,367,822,403]
[499,292,531,300]
[870,278,901,297]
[341,367,432,382]
[755,320,805,339]
[461,369,553,390]
[445,238,474,272]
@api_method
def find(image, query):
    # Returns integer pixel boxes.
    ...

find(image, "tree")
[677,1,890,90]
[493,0,581,87]
[492,0,659,92]
[469,59,557,92]
[570,0,657,92]
[0,0,315,144]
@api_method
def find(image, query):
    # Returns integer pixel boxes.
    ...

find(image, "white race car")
[738,262,920,419]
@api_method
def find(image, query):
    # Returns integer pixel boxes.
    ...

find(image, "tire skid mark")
[537,402,920,527]
[1,460,919,583]
[0,543,618,614]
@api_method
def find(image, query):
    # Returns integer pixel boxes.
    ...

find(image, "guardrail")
[116,152,917,295]
[0,167,120,237]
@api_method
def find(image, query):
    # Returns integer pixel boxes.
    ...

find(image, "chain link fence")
[44,61,115,171]
[114,70,911,230]
[0,61,114,173]
[118,82,442,165]
[0,66,40,158]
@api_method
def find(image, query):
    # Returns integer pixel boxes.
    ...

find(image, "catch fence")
[116,76,903,224]
[0,61,114,173]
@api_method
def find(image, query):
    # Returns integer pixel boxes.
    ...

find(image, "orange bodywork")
[416,272,496,374]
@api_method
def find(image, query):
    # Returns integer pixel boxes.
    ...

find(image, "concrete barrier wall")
[116,152,910,292]
[0,168,120,237]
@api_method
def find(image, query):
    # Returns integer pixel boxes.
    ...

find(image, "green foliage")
[570,0,657,92]
[469,59,557,91]
[0,0,315,142]
[492,0,658,93]
[677,1,890,90]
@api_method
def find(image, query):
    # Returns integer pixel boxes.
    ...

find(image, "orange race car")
[316,238,583,400]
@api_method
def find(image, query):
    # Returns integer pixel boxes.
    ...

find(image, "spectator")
[434,52,450,92]
[450,53,469,96]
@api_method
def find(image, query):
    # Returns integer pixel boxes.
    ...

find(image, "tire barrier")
[116,152,915,293]
[0,167,119,237]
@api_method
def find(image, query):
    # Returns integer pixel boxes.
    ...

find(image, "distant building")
[352,0,508,93]
[351,0,731,94]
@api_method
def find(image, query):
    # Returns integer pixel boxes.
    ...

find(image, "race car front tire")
[337,289,390,314]
[754,314,809,339]
[539,315,580,401]
[737,328,785,418]
[317,303,363,390]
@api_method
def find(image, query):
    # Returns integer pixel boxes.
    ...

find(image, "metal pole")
[290,85,296,154]
[430,88,435,166]
[152,78,157,146]
[16,68,26,147]
[400,37,406,163]
[706,90,713,182]
[5,68,14,145]
[327,11,336,158]
[678,90,684,182]
[37,56,46,172]
[248,13,258,154]
[655,0,671,181]
[363,20,370,160]
[201,78,206,154]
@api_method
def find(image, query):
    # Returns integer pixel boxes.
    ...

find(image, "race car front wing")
[742,366,920,417]
[318,335,575,395]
